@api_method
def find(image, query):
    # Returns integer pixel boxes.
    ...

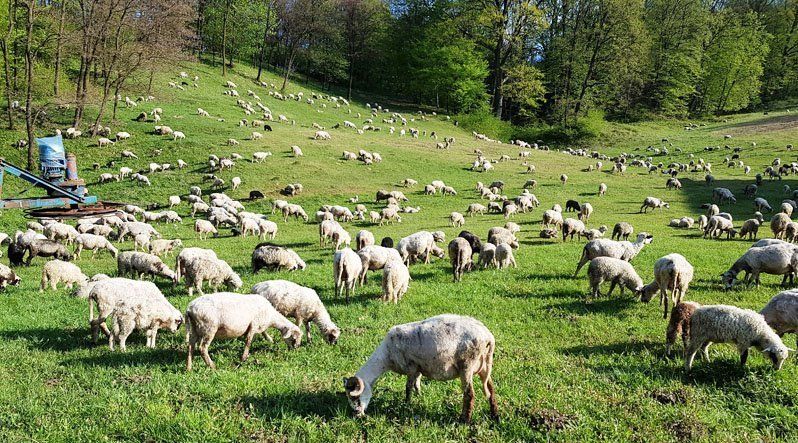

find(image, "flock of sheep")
[2,68,798,424]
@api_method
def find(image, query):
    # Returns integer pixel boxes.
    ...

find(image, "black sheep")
[457,230,482,254]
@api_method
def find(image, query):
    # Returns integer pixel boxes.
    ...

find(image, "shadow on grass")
[66,347,184,368]
[0,327,88,352]
[545,297,640,316]
[238,390,344,420]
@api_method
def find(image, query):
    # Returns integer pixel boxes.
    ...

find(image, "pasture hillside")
[0,62,797,441]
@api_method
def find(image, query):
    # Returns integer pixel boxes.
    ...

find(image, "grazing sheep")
[40,260,88,291]
[74,233,119,259]
[761,290,798,348]
[542,209,564,230]
[639,253,695,319]
[185,293,302,370]
[448,238,473,282]
[356,230,375,250]
[703,215,736,240]
[739,219,761,240]
[108,293,182,352]
[194,220,218,240]
[684,305,790,371]
[87,278,167,342]
[772,213,791,239]
[574,233,653,276]
[561,218,586,241]
[450,212,465,227]
[587,257,644,301]
[579,203,593,222]
[44,222,79,245]
[754,197,773,213]
[397,231,441,265]
[0,263,20,290]
[495,243,516,269]
[640,197,669,213]
[251,280,340,344]
[282,204,309,222]
[478,243,497,268]
[251,244,306,273]
[182,257,243,297]
[25,239,72,265]
[148,239,183,257]
[343,314,498,423]
[665,301,701,357]
[357,245,402,285]
[487,227,519,249]
[381,259,410,303]
[333,248,362,303]
[117,251,176,282]
[721,243,798,289]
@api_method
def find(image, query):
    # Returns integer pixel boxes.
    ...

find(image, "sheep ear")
[787,347,796,353]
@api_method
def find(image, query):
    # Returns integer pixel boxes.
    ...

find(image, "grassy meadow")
[1,62,798,441]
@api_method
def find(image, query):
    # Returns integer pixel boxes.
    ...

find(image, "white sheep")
[448,238,473,282]
[185,293,302,370]
[182,256,243,297]
[148,239,183,257]
[74,233,119,259]
[382,259,410,303]
[721,243,798,289]
[194,220,218,240]
[251,244,306,272]
[333,248,362,303]
[251,280,340,344]
[397,231,439,264]
[684,305,790,371]
[639,197,669,213]
[343,314,498,423]
[87,278,165,342]
[495,243,517,269]
[117,251,176,282]
[109,293,182,351]
[574,233,653,276]
[640,253,694,319]
[40,260,88,291]
[587,257,644,301]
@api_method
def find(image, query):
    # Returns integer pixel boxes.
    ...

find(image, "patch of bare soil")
[720,114,798,136]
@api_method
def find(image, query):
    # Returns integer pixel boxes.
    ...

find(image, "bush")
[457,109,607,145]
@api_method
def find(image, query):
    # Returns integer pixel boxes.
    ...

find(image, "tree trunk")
[2,0,15,130]
[221,0,230,76]
[347,58,354,101]
[256,0,273,81]
[281,46,296,91]
[112,80,122,120]
[146,70,154,96]
[53,0,67,96]
[23,0,35,170]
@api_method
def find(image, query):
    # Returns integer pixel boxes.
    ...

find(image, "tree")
[338,0,387,100]
[275,0,323,91]
[0,0,15,129]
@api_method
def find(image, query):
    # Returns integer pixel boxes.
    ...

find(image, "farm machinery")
[0,134,121,218]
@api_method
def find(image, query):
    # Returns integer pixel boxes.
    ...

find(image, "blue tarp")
[36,134,66,177]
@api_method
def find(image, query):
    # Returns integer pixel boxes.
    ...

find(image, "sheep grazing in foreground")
[88,278,166,342]
[185,293,302,370]
[397,231,442,265]
[684,305,790,371]
[40,260,88,291]
[382,259,410,303]
[355,230,375,250]
[117,251,176,283]
[720,243,798,289]
[109,292,182,352]
[640,253,694,319]
[761,290,798,348]
[586,257,644,301]
[183,257,243,296]
[574,233,653,276]
[448,238,473,282]
[458,230,482,255]
[25,239,72,264]
[251,280,340,344]
[665,301,701,357]
[771,212,791,239]
[611,222,634,240]
[252,244,306,272]
[487,227,519,249]
[343,314,498,423]
[561,218,586,241]
[334,248,362,303]
[739,219,760,240]
[194,220,218,240]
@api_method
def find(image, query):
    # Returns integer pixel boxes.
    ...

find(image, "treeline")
[197,0,798,127]
[0,0,192,167]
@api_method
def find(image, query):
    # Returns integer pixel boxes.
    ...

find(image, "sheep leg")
[117,319,136,352]
[700,342,711,362]
[200,337,216,369]
[684,342,700,371]
[303,320,312,344]
[607,280,617,297]
[261,331,274,343]
[460,373,475,423]
[241,326,255,362]
[739,346,749,367]
[405,371,421,402]
[148,328,159,348]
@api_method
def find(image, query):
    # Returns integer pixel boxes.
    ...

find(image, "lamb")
[87,278,169,342]
[478,243,497,268]
[251,280,340,344]
[193,219,218,240]
[397,231,439,265]
[74,233,118,259]
[343,314,498,423]
[561,218,586,241]
[684,305,790,371]
[148,239,183,257]
[117,221,160,242]
[291,145,303,157]
[739,219,761,240]
[0,263,21,290]
[185,293,302,370]
[40,260,88,291]
[761,290,798,348]
[182,256,243,296]
[665,301,701,357]
[495,243,517,269]
[639,253,695,319]
[253,151,272,162]
[448,238,473,282]
[117,251,177,282]
[639,197,669,213]
[586,257,644,301]
[382,259,410,303]
[108,293,182,351]
[574,233,654,276]
[252,244,306,272]
[450,212,465,227]
[333,248,362,303]
[314,130,331,140]
[25,239,72,264]
[356,230,375,250]
[721,243,798,289]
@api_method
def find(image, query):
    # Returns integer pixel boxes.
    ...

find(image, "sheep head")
[343,376,371,417]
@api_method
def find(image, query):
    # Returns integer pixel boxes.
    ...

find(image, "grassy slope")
[0,62,797,442]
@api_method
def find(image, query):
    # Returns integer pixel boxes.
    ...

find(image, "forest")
[2,0,798,146]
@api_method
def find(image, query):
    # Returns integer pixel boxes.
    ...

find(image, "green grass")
[1,61,798,441]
